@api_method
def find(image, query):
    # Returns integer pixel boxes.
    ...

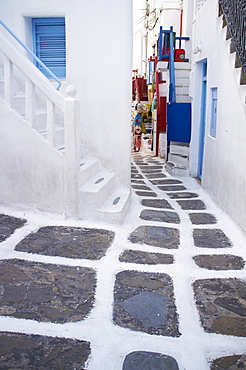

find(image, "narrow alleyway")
[0,153,246,369]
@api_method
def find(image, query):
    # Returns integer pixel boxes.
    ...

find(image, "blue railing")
[158,26,189,103]
[0,20,61,90]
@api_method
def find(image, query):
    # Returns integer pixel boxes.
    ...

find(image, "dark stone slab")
[211,354,246,369]
[0,214,26,242]
[131,169,139,174]
[131,179,146,184]
[141,169,163,174]
[131,173,144,179]
[0,332,90,369]
[141,198,173,209]
[158,185,187,192]
[140,165,163,171]
[193,229,232,248]
[177,199,206,210]
[189,213,217,224]
[119,250,174,265]
[193,278,246,336]
[140,209,180,224]
[15,226,114,260]
[193,254,245,270]
[123,351,179,370]
[145,173,167,179]
[135,162,147,165]
[128,225,179,249]
[0,259,96,323]
[114,270,180,336]
[135,191,158,197]
[167,192,199,199]
[132,184,152,191]
[150,179,183,185]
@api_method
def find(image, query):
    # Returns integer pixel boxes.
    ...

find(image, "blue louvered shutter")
[32,18,66,78]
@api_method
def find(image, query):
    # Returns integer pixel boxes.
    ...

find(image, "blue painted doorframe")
[197,61,207,180]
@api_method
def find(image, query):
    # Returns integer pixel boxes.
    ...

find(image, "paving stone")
[150,179,183,185]
[167,192,199,199]
[119,250,174,265]
[158,185,187,192]
[123,351,179,370]
[131,169,139,174]
[140,166,163,171]
[131,180,146,185]
[193,278,246,337]
[113,270,180,336]
[189,213,217,224]
[193,229,232,248]
[141,169,163,174]
[141,198,173,209]
[145,173,167,179]
[0,259,96,323]
[193,254,245,270]
[15,226,114,260]
[177,199,206,210]
[0,214,26,242]
[0,332,90,369]
[140,209,180,224]
[135,191,158,197]
[131,173,144,179]
[132,184,153,191]
[210,354,246,369]
[128,225,179,249]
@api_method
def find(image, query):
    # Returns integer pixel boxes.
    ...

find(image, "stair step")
[79,172,116,217]
[99,188,131,224]
[39,126,64,148]
[168,153,189,167]
[166,161,190,177]
[170,143,190,156]
[79,157,99,187]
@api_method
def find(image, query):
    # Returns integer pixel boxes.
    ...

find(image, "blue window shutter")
[32,18,66,78]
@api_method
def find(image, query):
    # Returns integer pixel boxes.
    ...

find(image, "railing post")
[25,78,35,125]
[47,99,56,146]
[169,26,176,103]
[4,55,13,107]
[64,85,80,217]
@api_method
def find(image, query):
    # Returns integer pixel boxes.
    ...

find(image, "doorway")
[197,60,207,180]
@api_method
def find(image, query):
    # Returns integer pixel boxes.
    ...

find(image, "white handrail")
[0,19,61,90]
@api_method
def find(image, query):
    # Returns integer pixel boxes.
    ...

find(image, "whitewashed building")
[188,0,246,234]
[133,0,246,235]
[0,0,133,223]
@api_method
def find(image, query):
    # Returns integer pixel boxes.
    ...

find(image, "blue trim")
[198,61,207,180]
[0,19,61,89]
[210,87,218,138]
[32,18,66,79]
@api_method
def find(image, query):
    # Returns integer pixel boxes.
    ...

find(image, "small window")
[210,87,218,138]
[32,18,66,78]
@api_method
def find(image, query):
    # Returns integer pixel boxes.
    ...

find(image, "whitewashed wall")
[0,0,133,187]
[189,0,246,234]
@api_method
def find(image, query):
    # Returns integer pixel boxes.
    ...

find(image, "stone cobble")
[0,154,245,369]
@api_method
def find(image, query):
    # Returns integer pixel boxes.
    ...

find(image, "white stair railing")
[0,31,80,217]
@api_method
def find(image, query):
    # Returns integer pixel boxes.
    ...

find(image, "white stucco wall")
[0,100,64,213]
[189,0,246,234]
[0,0,133,187]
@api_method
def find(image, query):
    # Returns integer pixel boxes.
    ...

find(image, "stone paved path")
[0,153,246,369]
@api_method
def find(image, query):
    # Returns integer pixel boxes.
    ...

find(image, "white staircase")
[166,62,191,176]
[78,155,131,223]
[0,27,131,224]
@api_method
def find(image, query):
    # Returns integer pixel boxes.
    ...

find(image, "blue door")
[197,61,207,180]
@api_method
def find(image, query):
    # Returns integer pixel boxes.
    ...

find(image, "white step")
[166,161,190,177]
[79,157,99,187]
[176,94,191,103]
[170,143,190,156]
[98,187,131,224]
[168,153,189,167]
[39,126,65,148]
[79,172,117,217]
